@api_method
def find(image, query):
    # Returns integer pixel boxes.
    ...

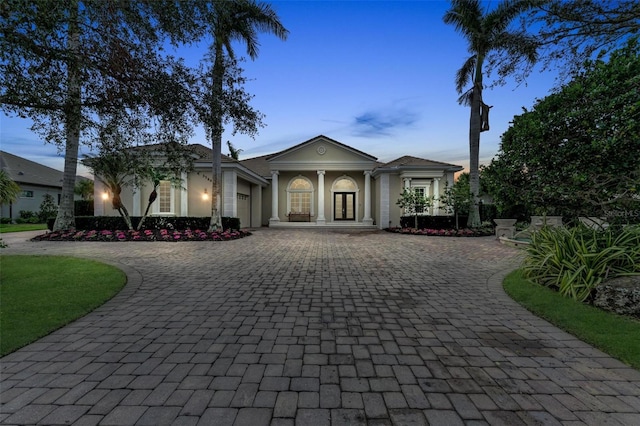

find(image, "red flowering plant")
[32,228,251,242]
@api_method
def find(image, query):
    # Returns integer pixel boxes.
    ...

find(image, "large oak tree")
[1,0,194,230]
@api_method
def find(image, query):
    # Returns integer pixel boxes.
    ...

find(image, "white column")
[270,171,280,223]
[379,174,390,229]
[363,170,373,225]
[433,177,440,216]
[316,170,326,224]
[424,181,431,215]
[223,170,237,217]
[181,172,188,216]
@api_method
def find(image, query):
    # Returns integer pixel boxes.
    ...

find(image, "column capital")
[363,170,372,176]
[317,170,325,176]
[271,170,279,176]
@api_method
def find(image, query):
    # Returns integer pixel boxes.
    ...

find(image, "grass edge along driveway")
[503,269,640,370]
[0,255,126,356]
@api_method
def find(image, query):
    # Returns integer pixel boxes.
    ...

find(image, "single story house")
[93,135,463,229]
[0,150,90,221]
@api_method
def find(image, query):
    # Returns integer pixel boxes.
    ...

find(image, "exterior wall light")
[202,188,209,201]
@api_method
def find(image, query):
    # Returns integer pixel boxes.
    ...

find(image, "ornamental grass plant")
[522,225,640,302]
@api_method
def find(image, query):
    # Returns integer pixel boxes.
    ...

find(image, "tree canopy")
[483,39,640,221]
[0,0,196,230]
[532,0,640,78]
[1,0,283,231]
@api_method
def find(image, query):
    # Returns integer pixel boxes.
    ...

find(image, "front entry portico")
[267,136,377,228]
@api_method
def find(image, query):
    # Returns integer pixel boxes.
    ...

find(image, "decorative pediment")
[267,135,378,171]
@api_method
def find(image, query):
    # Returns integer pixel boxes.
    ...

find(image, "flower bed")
[31,228,251,242]
[385,227,493,237]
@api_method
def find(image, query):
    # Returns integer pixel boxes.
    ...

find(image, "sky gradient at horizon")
[0,0,559,176]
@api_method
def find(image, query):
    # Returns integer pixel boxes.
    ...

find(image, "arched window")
[287,176,314,214]
[332,177,356,191]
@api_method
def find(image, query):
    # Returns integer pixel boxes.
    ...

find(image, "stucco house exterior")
[0,150,90,222]
[94,135,463,229]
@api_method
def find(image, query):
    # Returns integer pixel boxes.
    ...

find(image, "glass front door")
[334,192,355,220]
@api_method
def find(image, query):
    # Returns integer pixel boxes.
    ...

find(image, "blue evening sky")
[0,0,559,176]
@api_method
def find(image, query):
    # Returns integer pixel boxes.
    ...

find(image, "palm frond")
[457,88,474,106]
[443,0,483,39]
[455,55,477,94]
[224,0,289,59]
[484,0,540,41]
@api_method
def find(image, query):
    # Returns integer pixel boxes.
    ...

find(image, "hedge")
[48,216,241,232]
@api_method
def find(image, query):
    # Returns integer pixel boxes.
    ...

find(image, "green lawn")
[0,223,48,233]
[0,255,126,356]
[504,269,640,370]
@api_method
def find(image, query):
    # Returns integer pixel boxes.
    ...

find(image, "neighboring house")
[0,150,91,221]
[94,135,463,229]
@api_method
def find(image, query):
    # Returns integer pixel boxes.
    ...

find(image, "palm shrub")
[523,225,640,302]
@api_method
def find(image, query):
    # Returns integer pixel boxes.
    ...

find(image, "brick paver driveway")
[1,228,639,425]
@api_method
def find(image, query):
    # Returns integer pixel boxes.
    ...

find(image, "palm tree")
[443,0,539,227]
[0,169,21,206]
[74,179,94,200]
[199,0,288,231]
[85,151,138,230]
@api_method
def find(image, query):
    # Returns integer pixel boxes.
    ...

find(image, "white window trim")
[286,175,315,215]
[153,180,175,216]
[410,183,430,215]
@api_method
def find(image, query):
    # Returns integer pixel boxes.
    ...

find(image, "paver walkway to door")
[1,229,639,425]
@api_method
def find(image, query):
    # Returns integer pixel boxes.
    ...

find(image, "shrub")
[1,217,12,224]
[18,210,36,220]
[400,215,469,229]
[38,194,58,222]
[75,200,94,216]
[523,225,640,302]
[47,216,241,232]
[16,211,39,224]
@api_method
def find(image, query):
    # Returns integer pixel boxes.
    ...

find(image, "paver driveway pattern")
[1,228,639,426]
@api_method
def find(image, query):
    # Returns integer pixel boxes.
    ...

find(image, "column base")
[363,218,373,226]
[269,218,280,226]
[315,219,326,226]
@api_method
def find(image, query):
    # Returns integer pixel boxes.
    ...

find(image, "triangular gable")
[372,155,463,179]
[266,135,379,171]
[379,155,463,170]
